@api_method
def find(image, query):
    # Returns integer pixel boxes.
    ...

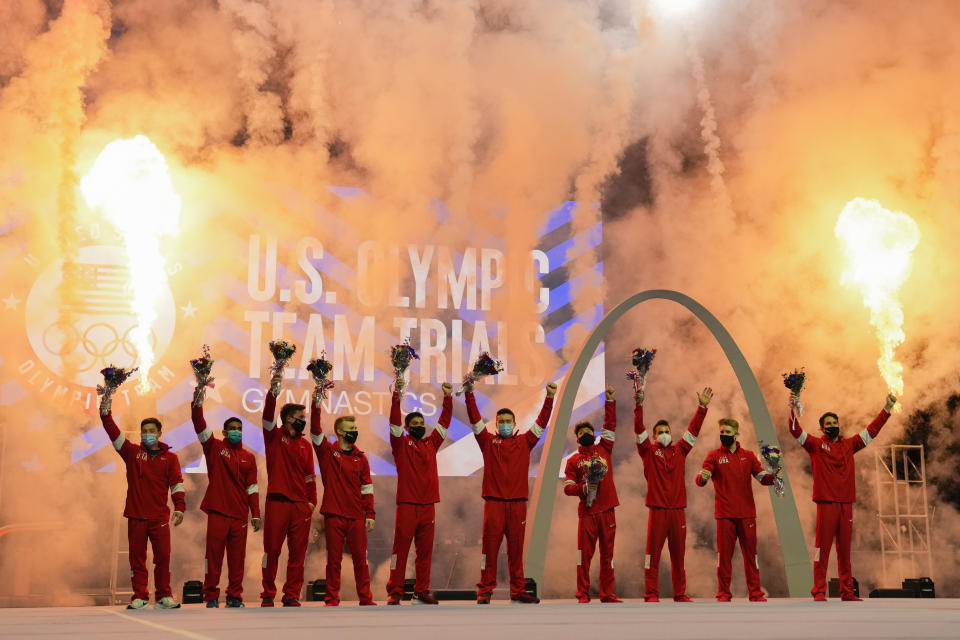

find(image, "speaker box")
[869,588,912,598]
[902,578,935,598]
[525,578,538,597]
[182,580,203,604]
[305,579,325,602]
[828,577,859,598]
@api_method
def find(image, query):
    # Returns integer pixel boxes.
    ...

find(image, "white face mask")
[656,432,672,447]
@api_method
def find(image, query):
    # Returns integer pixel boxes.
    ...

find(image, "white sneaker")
[155,596,181,609]
[126,599,148,610]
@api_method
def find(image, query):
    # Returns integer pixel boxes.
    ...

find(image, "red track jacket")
[310,407,375,520]
[634,403,706,508]
[696,443,774,519]
[192,405,260,520]
[789,408,890,503]
[389,392,453,505]
[564,399,620,516]
[466,391,554,500]
[261,390,317,505]
[101,412,186,520]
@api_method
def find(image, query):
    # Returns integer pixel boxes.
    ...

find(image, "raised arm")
[853,394,896,453]
[431,383,454,450]
[696,451,717,487]
[389,390,403,438]
[788,407,818,454]
[600,385,616,452]
[309,387,330,460]
[465,387,490,448]
[525,383,557,448]
[99,395,134,461]
[191,388,215,453]
[361,455,375,530]
[634,389,650,456]
[262,374,281,443]
[678,387,711,456]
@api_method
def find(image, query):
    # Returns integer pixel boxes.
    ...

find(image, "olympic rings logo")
[40,320,157,373]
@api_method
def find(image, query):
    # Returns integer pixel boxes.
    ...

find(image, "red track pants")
[324,514,374,605]
[716,517,764,600]
[812,502,854,598]
[203,512,248,602]
[477,499,527,599]
[127,517,172,602]
[260,499,311,603]
[386,503,435,598]
[577,509,617,600]
[644,507,687,600]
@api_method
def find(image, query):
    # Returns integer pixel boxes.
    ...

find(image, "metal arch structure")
[524,289,813,597]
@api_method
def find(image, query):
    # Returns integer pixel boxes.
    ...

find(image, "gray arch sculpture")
[525,289,813,597]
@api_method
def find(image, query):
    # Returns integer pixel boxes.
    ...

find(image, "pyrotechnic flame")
[80,135,181,392]
[835,198,920,401]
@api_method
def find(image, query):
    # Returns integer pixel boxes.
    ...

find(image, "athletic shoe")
[205,599,219,608]
[577,596,591,604]
[225,597,245,608]
[126,599,148,610]
[813,594,828,602]
[601,596,623,603]
[511,592,540,604]
[387,594,401,605]
[261,599,275,607]
[644,596,660,603]
[359,600,378,606]
[841,595,863,602]
[674,595,693,603]
[412,592,439,605]
[749,596,768,602]
[155,597,181,609]
[282,599,301,607]
[477,596,490,605]
[716,596,732,602]
[324,601,340,607]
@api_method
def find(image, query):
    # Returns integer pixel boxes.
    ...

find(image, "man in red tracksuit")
[696,417,778,602]
[563,385,622,604]
[467,381,557,604]
[99,394,185,610]
[788,392,896,601]
[385,382,454,605]
[260,373,318,607]
[191,387,262,608]
[310,390,377,606]
[635,386,712,602]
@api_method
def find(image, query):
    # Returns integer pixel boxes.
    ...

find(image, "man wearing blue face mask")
[191,386,262,608]
[99,394,186,610]
[466,381,557,604]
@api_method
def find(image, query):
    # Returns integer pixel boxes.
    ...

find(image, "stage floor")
[2,599,958,640]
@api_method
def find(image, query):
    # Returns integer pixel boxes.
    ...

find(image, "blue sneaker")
[225,597,244,608]
[206,599,219,608]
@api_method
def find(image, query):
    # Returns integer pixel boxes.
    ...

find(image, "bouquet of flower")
[585,454,608,507]
[626,347,657,392]
[760,443,785,498]
[456,352,504,395]
[97,364,138,398]
[390,339,419,398]
[782,367,806,416]
[307,353,335,404]
[190,345,215,406]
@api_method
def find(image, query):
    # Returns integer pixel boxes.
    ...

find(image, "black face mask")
[291,418,306,434]
[342,430,358,444]
[720,434,736,448]
[408,426,426,440]
[577,433,596,447]
[824,426,840,440]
